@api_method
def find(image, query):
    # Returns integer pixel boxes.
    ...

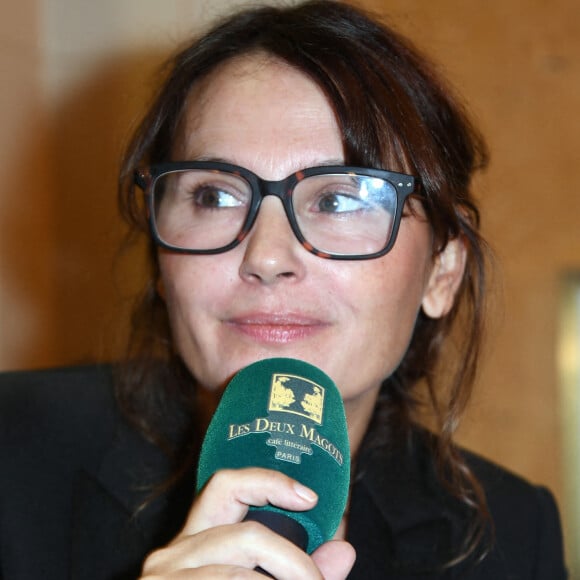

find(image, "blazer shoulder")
[463,445,560,510]
[0,364,119,462]
[462,448,568,578]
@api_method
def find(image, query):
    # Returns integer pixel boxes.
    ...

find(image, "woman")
[0,1,567,578]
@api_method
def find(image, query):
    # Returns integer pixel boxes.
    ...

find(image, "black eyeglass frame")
[134,161,418,260]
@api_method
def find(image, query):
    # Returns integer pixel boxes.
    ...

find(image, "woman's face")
[158,55,458,433]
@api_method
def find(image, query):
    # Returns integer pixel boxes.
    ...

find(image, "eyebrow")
[180,155,346,169]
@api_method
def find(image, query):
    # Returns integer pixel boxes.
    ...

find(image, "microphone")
[196,357,351,555]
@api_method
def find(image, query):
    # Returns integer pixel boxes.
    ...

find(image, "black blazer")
[0,365,568,579]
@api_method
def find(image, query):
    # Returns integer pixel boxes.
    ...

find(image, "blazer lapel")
[348,430,466,577]
[70,420,173,580]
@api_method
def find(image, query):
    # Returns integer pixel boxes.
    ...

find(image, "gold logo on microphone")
[268,374,325,425]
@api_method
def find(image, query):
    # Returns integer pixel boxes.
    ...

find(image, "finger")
[311,540,356,580]
[185,567,264,579]
[143,521,323,579]
[141,564,264,579]
[183,468,317,535]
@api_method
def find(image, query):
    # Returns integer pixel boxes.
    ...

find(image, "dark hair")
[117,0,491,566]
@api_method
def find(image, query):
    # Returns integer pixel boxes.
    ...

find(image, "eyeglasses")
[134,161,418,260]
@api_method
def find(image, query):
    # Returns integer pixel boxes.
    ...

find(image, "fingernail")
[294,482,317,502]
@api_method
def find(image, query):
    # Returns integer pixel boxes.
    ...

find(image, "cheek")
[160,253,232,305]
[324,264,426,405]
[157,253,230,352]
[159,255,194,315]
[356,267,421,347]
[157,253,239,386]
[356,230,434,353]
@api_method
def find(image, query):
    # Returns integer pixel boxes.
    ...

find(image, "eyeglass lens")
[152,169,398,256]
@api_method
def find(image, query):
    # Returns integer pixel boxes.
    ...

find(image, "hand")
[139,467,356,579]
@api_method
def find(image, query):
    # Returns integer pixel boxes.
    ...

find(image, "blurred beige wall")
[0,0,254,371]
[1,0,578,569]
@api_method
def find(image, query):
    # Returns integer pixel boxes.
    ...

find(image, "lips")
[225,312,330,344]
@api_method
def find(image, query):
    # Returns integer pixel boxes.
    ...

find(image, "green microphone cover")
[196,358,351,553]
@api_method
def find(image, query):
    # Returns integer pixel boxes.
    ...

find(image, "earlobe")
[421,237,467,319]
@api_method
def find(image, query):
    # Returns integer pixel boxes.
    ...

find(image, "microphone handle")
[243,510,309,577]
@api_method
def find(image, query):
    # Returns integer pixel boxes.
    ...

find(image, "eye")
[193,185,244,208]
[315,192,370,214]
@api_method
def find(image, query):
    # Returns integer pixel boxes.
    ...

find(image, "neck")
[344,387,381,460]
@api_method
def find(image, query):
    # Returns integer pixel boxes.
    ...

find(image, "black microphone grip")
[244,511,309,577]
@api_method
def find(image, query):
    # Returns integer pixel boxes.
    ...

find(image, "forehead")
[183,53,328,120]
[172,54,345,174]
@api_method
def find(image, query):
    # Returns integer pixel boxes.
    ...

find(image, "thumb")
[311,540,356,580]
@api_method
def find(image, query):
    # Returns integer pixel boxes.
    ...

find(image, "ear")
[421,236,467,319]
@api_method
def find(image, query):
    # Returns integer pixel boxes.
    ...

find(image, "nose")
[239,197,306,285]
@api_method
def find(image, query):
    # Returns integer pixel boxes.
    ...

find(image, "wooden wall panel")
[360,2,579,565]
